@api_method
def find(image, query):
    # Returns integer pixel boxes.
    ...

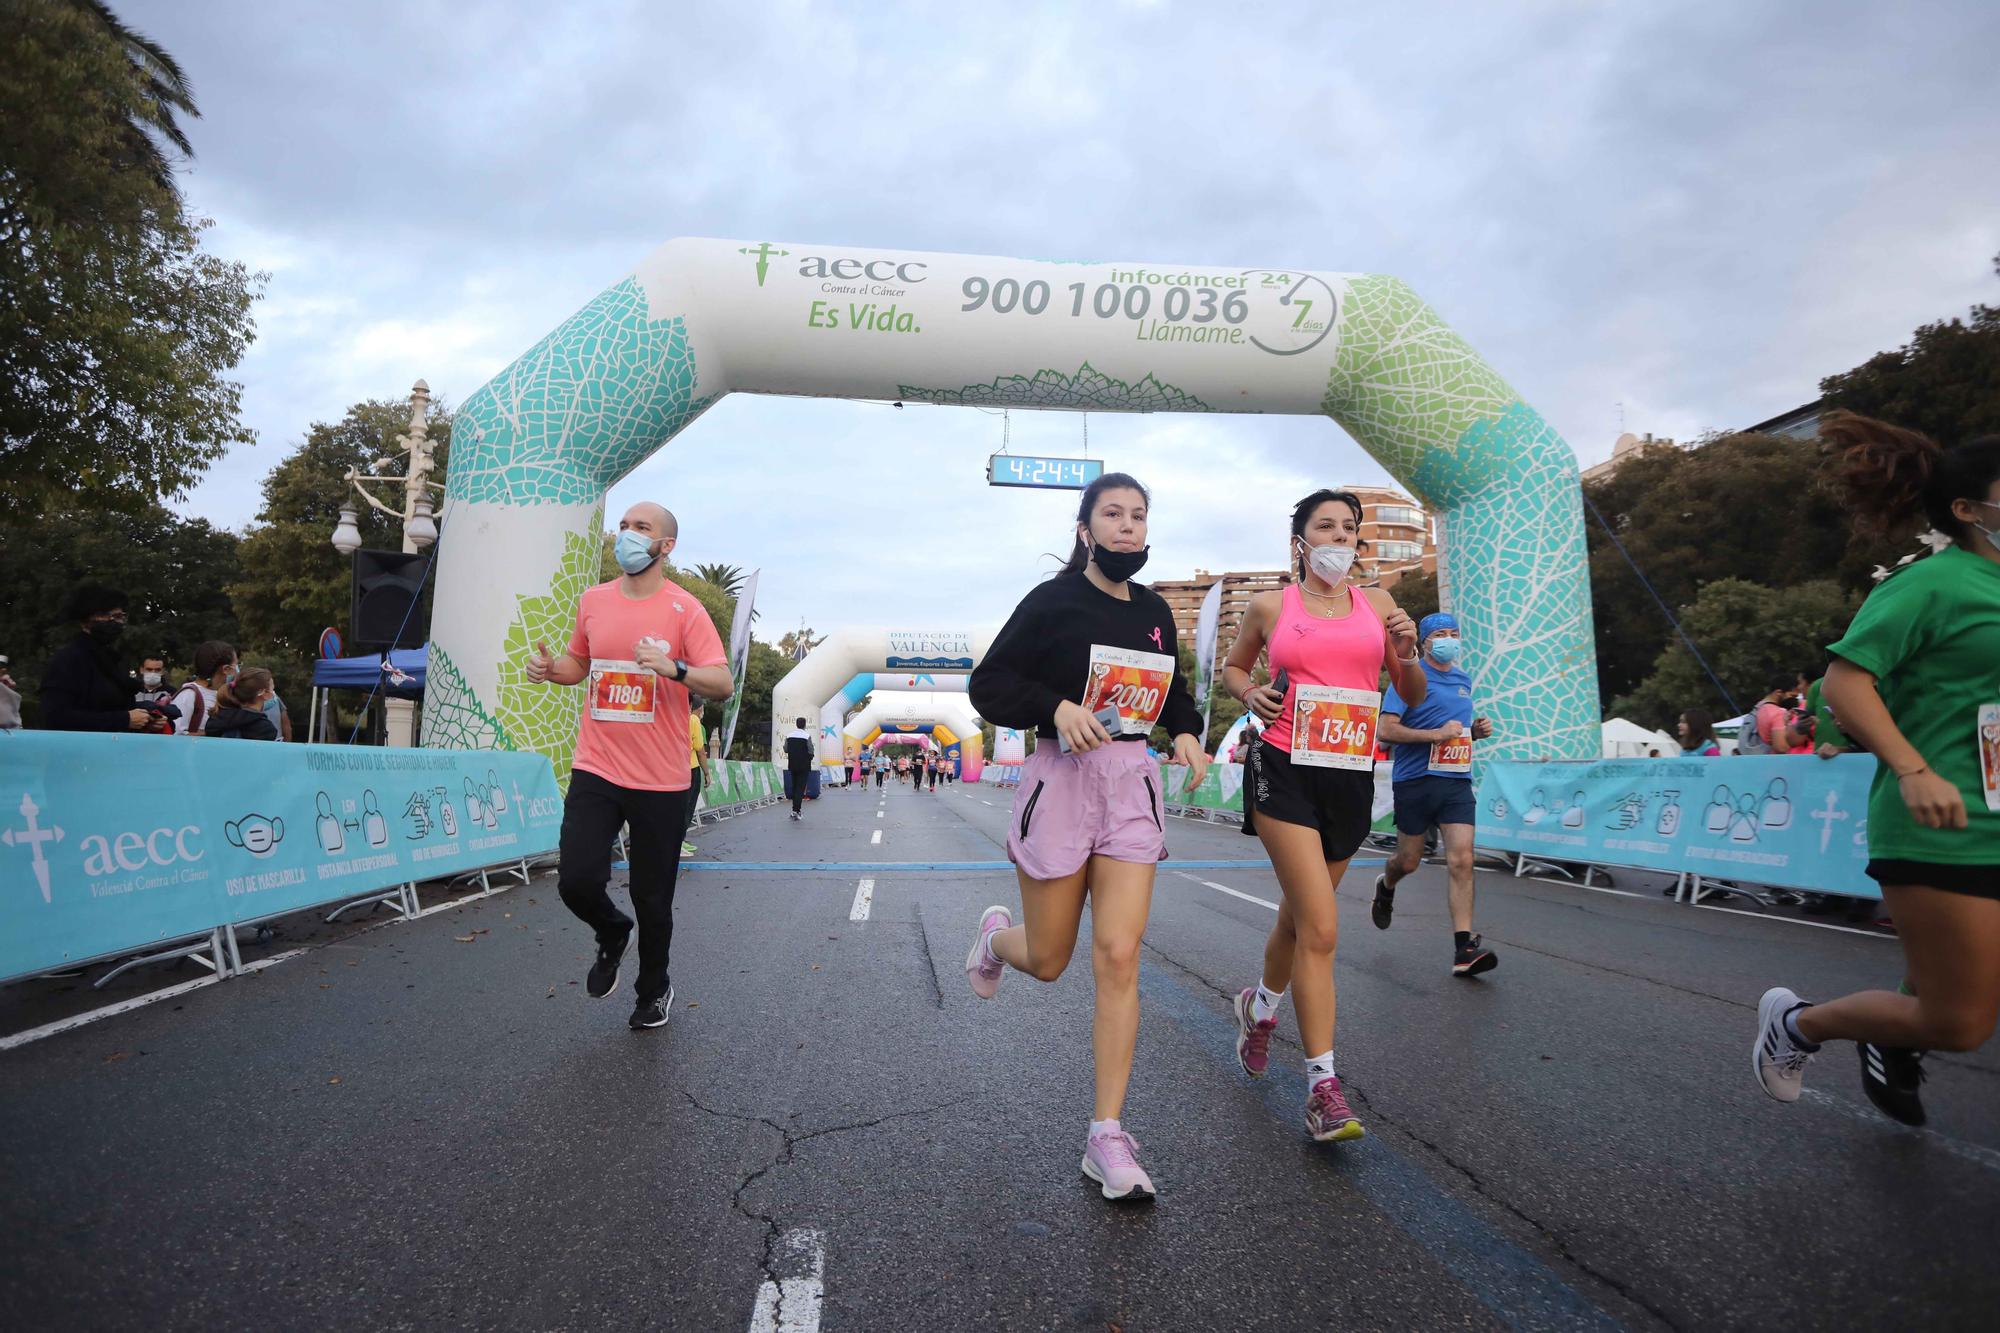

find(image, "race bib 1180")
[589,660,657,724]
[1081,645,1175,736]
[1979,703,2000,813]
[1290,685,1380,771]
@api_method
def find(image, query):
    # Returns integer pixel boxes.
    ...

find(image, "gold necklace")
[1298,582,1351,617]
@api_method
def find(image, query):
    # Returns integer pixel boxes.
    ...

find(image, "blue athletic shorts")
[1392,775,1477,835]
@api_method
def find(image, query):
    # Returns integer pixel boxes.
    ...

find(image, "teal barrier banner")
[1475,755,1879,899]
[0,733,563,981]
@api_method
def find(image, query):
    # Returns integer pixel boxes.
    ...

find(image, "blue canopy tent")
[308,647,427,742]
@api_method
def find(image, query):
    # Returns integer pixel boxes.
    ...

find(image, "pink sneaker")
[1081,1128,1156,1200]
[1306,1075,1365,1143]
[1233,988,1277,1078]
[965,905,1011,999]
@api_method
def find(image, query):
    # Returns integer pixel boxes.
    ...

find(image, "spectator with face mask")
[0,656,21,731]
[170,641,238,737]
[134,655,173,709]
[40,583,164,734]
[206,668,280,740]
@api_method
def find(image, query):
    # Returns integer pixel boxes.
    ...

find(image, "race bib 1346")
[1290,686,1380,771]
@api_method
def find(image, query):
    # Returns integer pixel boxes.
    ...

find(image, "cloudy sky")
[138,0,1999,636]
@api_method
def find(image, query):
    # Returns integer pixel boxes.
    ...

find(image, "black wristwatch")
[670,658,689,682]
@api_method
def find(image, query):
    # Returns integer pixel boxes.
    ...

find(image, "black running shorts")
[1242,736,1375,862]
[1865,859,2000,900]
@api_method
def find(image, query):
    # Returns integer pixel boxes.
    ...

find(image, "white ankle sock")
[1089,1117,1121,1137]
[1252,981,1284,1021]
[1304,1051,1336,1082]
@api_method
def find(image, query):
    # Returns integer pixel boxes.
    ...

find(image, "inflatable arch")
[845,692,985,780]
[772,628,995,767]
[425,239,1598,778]
[815,672,970,765]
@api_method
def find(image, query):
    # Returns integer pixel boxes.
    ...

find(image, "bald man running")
[526,502,733,1030]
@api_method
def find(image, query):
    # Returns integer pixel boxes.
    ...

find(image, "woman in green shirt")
[1754,411,2000,1128]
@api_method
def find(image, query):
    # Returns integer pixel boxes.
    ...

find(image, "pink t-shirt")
[564,578,727,792]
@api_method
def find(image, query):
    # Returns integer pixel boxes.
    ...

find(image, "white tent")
[1601,717,1679,758]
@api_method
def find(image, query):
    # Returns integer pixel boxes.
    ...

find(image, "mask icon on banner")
[614,529,659,575]
[1298,540,1357,583]
[315,791,345,855]
[362,790,388,848]
[225,813,285,858]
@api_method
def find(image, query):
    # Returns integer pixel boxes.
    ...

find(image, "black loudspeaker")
[349,549,430,649]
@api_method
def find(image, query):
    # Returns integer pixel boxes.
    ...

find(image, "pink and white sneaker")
[1081,1128,1157,1200]
[965,905,1011,999]
[1305,1075,1365,1143]
[1233,988,1277,1078]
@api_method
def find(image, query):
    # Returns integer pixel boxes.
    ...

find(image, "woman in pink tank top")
[1217,489,1425,1142]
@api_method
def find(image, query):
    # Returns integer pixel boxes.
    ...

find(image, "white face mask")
[1298,539,1356,583]
[141,671,162,688]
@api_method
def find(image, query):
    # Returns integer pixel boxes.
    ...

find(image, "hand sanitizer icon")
[437,788,458,838]
[1656,792,1682,837]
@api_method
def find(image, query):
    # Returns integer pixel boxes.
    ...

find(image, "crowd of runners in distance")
[518,404,1998,1202]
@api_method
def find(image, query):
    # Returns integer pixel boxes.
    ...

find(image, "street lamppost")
[331,378,441,747]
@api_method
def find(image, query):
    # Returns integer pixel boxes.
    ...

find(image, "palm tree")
[72,0,200,196]
[690,562,746,600]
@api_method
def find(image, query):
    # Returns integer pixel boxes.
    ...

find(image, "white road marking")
[875,811,884,819]
[848,878,875,922]
[749,1228,826,1332]
[871,830,882,845]
[1176,870,1279,912]
[1801,1088,2000,1177]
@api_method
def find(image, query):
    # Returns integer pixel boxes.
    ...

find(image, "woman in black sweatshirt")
[964,471,1210,1202]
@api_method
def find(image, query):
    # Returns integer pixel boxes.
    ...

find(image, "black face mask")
[86,620,124,647]
[1088,542,1150,583]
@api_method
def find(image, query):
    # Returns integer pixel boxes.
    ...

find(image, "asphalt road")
[3,773,1996,1331]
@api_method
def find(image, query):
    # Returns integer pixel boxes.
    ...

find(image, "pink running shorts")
[1006,741,1168,881]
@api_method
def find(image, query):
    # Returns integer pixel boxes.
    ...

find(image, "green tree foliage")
[689,562,747,600]
[1582,432,1900,711]
[228,399,453,696]
[0,499,243,724]
[0,0,262,515]
[1610,578,1860,730]
[1383,568,1439,624]
[1819,254,2000,452]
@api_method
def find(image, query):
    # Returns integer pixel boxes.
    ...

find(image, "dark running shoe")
[586,931,630,999]
[1858,1041,1926,1126]
[1372,875,1395,930]
[630,984,674,1030]
[1452,935,1498,977]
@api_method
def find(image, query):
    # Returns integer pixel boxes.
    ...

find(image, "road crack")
[684,1090,969,1326]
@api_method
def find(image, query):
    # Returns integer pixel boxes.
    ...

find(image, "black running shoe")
[1452,935,1498,977]
[586,931,630,999]
[1371,875,1395,930]
[630,985,674,1030]
[1858,1041,1926,1126]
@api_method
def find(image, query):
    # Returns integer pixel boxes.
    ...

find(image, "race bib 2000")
[1290,685,1380,771]
[589,660,656,724]
[1082,645,1175,736]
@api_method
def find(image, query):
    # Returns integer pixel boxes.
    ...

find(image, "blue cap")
[1418,612,1459,642]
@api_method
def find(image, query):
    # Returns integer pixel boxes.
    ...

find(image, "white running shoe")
[1753,986,1816,1103]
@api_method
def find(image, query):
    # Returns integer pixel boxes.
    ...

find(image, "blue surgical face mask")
[614,529,659,574]
[1428,636,1462,665]
[1977,502,2000,556]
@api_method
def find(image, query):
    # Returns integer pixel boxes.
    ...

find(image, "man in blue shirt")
[1373,613,1498,977]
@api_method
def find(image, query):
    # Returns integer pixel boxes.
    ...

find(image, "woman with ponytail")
[964,472,1210,1200]
[205,667,279,741]
[1753,412,2000,1127]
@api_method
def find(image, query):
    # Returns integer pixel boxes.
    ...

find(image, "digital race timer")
[986,454,1105,491]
